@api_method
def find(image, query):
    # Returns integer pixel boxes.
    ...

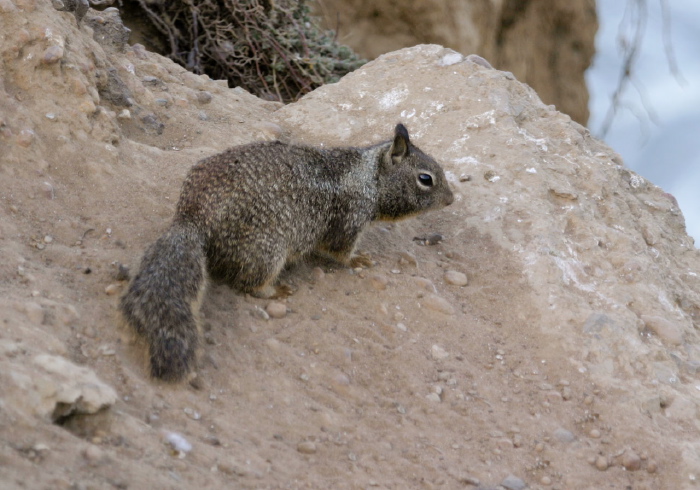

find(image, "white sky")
[587,0,700,245]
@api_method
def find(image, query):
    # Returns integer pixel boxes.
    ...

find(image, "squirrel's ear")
[389,123,410,165]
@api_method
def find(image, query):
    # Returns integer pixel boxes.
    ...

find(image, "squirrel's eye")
[418,173,433,187]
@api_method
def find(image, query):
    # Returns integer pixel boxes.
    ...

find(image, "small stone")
[43,235,53,243]
[595,455,608,471]
[431,344,449,361]
[398,251,417,266]
[83,445,104,466]
[540,475,552,486]
[311,267,325,283]
[589,429,601,438]
[413,277,437,293]
[642,315,684,345]
[183,407,201,420]
[423,294,455,315]
[622,449,642,471]
[164,432,192,454]
[425,393,441,403]
[42,45,64,64]
[553,428,575,443]
[266,301,287,319]
[369,274,389,290]
[22,301,44,324]
[297,441,317,454]
[196,91,213,104]
[265,338,281,352]
[501,475,526,490]
[444,270,468,286]
[17,129,35,147]
[0,0,18,13]
[545,391,563,403]
[251,306,269,320]
[396,323,407,332]
[154,98,169,107]
[104,284,120,295]
[646,459,657,473]
[117,109,131,119]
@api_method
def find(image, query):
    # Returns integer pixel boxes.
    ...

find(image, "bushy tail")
[119,221,207,382]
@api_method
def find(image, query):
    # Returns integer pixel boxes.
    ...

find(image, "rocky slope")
[1,2,699,489]
[314,0,597,125]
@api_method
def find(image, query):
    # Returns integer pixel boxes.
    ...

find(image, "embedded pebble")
[311,267,325,283]
[183,407,201,420]
[42,45,64,64]
[0,0,17,13]
[422,294,455,315]
[297,441,317,454]
[83,445,104,466]
[251,306,269,320]
[595,455,608,471]
[540,475,552,486]
[444,270,468,286]
[622,449,642,471]
[398,251,417,266]
[431,344,449,360]
[22,302,45,324]
[196,91,213,104]
[17,129,35,147]
[413,277,437,293]
[265,338,282,352]
[164,432,192,454]
[589,429,601,438]
[117,109,131,119]
[642,315,683,345]
[104,284,120,295]
[425,393,441,403]
[501,475,527,490]
[266,301,287,319]
[553,428,575,443]
[369,274,389,291]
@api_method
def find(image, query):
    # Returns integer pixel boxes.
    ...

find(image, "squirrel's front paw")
[348,253,373,269]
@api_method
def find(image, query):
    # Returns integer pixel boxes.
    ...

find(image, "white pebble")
[444,270,468,286]
[164,432,192,454]
[431,344,449,360]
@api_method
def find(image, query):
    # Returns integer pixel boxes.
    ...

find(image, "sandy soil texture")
[1,3,700,489]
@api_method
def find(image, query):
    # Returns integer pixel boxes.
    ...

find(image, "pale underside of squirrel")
[120,123,454,381]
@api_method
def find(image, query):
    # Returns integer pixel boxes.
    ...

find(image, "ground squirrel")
[120,123,454,381]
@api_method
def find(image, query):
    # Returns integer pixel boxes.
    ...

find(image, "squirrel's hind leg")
[239,251,293,299]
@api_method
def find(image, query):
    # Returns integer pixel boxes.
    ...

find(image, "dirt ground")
[2,3,700,489]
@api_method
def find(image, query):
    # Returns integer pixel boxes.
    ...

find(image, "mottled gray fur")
[120,123,454,382]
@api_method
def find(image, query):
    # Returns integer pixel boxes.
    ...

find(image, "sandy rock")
[501,475,527,490]
[422,294,455,316]
[444,270,468,286]
[41,45,64,64]
[622,449,642,471]
[27,354,117,420]
[297,441,317,454]
[431,344,449,361]
[641,315,684,345]
[369,274,389,291]
[266,301,287,319]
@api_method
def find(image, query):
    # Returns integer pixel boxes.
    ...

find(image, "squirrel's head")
[376,123,454,221]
